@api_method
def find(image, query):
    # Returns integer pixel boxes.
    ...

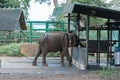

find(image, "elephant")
[32,32,84,66]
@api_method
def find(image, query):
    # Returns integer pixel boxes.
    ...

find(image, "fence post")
[46,22,49,32]
[29,22,33,43]
[61,22,65,32]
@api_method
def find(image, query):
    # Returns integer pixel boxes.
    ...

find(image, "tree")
[35,0,71,7]
[0,0,20,8]
[109,0,120,10]
[35,0,51,5]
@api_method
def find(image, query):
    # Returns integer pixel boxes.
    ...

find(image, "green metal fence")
[27,21,65,43]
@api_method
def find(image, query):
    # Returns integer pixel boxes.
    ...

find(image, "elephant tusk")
[68,41,72,47]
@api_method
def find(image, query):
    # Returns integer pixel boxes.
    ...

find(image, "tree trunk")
[66,0,71,3]
[53,0,58,7]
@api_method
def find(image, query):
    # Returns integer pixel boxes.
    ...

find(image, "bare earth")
[0,72,103,80]
[0,57,104,80]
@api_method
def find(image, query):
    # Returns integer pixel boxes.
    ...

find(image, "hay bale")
[20,43,38,57]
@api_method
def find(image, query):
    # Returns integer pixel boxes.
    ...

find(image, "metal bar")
[76,13,80,36]
[119,30,120,46]
[61,23,65,32]
[109,28,113,65]
[46,22,49,32]
[97,30,100,66]
[68,13,70,32]
[29,22,33,43]
[27,21,64,23]
[107,28,110,65]
[107,19,110,66]
[86,15,90,68]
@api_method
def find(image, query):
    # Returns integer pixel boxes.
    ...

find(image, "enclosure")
[53,3,120,67]
[0,3,120,80]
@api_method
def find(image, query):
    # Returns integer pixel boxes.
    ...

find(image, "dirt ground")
[0,72,103,80]
[0,57,104,80]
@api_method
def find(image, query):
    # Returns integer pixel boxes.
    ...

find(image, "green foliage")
[47,52,60,57]
[90,17,107,26]
[35,0,51,5]
[0,43,60,57]
[0,0,20,8]
[0,0,30,19]
[109,0,120,10]
[0,30,29,45]
[71,0,109,7]
[0,43,23,56]
[98,67,119,78]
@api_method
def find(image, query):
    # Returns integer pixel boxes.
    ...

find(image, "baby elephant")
[32,32,83,66]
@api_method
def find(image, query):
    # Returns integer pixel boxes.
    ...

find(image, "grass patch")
[47,52,60,57]
[0,43,23,56]
[98,67,119,79]
[0,43,60,57]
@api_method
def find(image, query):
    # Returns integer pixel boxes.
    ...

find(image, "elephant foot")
[61,63,65,67]
[68,63,72,67]
[43,63,48,66]
[32,62,37,66]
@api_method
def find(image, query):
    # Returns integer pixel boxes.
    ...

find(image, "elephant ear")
[63,33,69,47]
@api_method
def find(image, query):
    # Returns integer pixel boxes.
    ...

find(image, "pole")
[29,22,32,43]
[76,13,80,36]
[68,13,70,32]
[86,15,90,68]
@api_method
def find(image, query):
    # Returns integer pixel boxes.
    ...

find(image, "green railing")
[27,21,65,43]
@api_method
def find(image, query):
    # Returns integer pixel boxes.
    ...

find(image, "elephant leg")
[42,51,48,66]
[64,51,72,66]
[60,52,65,66]
[32,49,42,66]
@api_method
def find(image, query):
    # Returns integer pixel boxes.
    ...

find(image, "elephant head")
[62,32,81,46]
[67,32,81,47]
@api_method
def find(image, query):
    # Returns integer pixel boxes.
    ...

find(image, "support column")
[68,13,70,32]
[119,30,120,46]
[76,13,80,36]
[86,15,90,68]
[97,29,100,66]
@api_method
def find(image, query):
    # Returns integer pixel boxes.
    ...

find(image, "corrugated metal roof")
[53,3,120,21]
[0,8,27,31]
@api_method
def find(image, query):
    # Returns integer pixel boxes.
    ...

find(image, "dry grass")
[20,43,38,57]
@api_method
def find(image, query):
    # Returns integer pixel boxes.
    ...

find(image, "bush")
[0,43,23,56]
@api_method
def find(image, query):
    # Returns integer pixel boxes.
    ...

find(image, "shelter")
[0,8,27,44]
[53,3,120,67]
[0,8,27,31]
